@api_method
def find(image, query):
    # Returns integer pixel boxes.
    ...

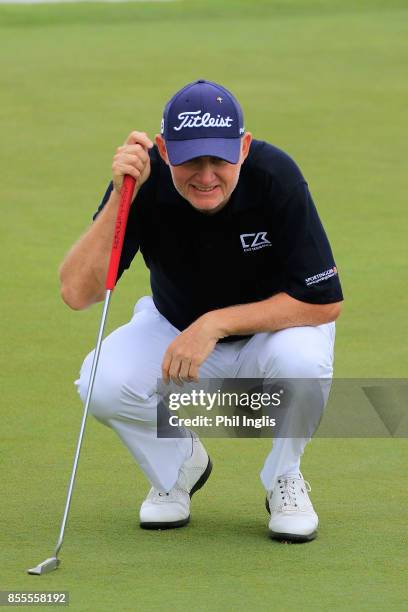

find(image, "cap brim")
[166,137,241,166]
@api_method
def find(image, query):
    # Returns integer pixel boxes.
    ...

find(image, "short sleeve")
[93,181,115,221]
[273,182,343,304]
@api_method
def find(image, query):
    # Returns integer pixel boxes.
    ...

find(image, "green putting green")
[1,1,407,610]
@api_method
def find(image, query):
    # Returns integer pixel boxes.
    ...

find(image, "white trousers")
[76,296,335,492]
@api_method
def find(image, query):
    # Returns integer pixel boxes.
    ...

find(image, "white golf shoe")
[139,437,212,529]
[266,473,318,542]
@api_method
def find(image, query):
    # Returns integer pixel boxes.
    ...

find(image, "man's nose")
[195,159,216,184]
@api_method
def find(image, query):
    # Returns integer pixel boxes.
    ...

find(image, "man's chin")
[189,197,230,215]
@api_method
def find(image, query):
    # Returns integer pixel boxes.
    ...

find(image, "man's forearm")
[206,292,342,339]
[59,190,123,310]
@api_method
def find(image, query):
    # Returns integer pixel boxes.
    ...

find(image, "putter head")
[27,557,60,575]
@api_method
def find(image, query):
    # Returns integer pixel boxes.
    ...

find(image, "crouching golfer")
[60,79,343,542]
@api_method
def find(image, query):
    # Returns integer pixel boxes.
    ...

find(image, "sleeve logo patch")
[305,267,338,286]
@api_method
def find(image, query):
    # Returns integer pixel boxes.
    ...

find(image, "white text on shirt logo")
[240,232,272,252]
[173,110,234,131]
[305,267,338,286]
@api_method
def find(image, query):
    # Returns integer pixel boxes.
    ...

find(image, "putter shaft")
[28,174,136,576]
[27,291,112,574]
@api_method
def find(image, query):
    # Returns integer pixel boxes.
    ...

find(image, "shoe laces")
[150,489,169,502]
[148,487,183,503]
[276,475,311,510]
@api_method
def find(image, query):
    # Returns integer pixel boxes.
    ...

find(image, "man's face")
[156,133,252,215]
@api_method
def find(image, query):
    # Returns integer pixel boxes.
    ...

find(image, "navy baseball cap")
[161,79,245,166]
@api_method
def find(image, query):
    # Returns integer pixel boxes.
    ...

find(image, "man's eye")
[183,156,228,168]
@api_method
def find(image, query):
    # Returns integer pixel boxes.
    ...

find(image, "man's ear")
[155,134,169,165]
[240,132,252,162]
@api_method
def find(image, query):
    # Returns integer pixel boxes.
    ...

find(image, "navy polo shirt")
[94,139,343,339]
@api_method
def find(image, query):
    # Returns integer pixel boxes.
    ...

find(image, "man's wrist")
[202,310,230,340]
[108,187,121,206]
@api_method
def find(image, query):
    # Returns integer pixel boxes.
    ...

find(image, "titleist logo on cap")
[173,110,234,131]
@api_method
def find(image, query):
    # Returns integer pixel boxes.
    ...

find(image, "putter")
[28,175,136,575]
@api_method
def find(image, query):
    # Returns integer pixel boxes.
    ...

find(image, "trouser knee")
[262,334,333,380]
[269,349,332,379]
[77,351,157,426]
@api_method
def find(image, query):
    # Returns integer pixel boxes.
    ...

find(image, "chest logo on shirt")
[240,232,272,252]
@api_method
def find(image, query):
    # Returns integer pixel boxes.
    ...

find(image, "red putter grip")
[105,175,136,290]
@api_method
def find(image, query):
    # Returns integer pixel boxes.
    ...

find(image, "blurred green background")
[1,1,407,610]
